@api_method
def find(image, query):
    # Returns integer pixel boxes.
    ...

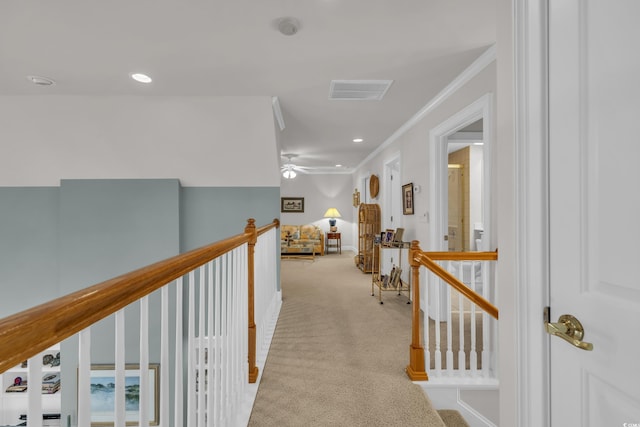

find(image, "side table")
[326,232,341,254]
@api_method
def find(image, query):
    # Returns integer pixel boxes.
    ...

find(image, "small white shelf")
[0,346,61,425]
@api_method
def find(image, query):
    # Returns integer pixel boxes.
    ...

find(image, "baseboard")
[237,291,283,427]
[417,382,498,427]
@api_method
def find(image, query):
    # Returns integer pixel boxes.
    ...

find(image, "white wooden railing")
[406,242,498,383]
[0,219,280,427]
[425,260,497,380]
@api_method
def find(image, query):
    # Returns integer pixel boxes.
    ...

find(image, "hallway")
[248,253,444,426]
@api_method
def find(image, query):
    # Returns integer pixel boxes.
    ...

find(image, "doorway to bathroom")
[447,120,485,252]
[429,94,492,254]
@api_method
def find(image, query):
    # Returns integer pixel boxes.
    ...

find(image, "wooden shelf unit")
[371,241,411,304]
[356,204,381,273]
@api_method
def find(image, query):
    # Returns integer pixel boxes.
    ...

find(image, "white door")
[549,0,640,425]
[382,158,403,275]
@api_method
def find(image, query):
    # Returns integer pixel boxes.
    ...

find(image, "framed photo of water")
[89,364,159,426]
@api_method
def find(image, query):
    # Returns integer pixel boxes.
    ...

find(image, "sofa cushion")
[300,224,321,240]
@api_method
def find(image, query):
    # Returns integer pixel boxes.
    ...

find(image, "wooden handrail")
[420,250,498,261]
[414,250,499,320]
[257,218,280,237]
[0,218,280,374]
[405,241,498,381]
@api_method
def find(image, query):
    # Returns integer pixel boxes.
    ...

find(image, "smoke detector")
[277,17,301,36]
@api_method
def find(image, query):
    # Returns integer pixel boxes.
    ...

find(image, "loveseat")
[280,224,324,256]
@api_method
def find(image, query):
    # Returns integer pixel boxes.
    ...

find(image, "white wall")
[280,173,355,252]
[0,96,280,187]
[353,61,497,251]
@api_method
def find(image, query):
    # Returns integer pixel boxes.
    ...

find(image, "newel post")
[245,218,259,383]
[406,240,428,381]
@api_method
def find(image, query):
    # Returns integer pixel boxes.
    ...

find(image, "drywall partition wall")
[0,95,280,187]
[0,187,60,318]
[179,186,282,291]
[180,187,280,252]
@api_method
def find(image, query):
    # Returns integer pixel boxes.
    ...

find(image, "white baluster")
[115,310,126,427]
[423,266,432,374]
[214,258,222,426]
[174,277,184,427]
[221,254,228,425]
[197,265,206,427]
[160,286,169,427]
[27,352,43,427]
[482,262,492,378]
[470,262,478,376]
[187,270,196,426]
[445,261,454,375]
[207,260,214,426]
[78,328,91,427]
[458,262,466,374]
[139,295,149,427]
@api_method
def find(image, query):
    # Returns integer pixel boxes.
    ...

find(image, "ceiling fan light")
[131,73,152,83]
[283,169,297,179]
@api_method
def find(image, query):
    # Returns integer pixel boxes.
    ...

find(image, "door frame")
[383,153,402,231]
[512,0,551,425]
[429,93,493,252]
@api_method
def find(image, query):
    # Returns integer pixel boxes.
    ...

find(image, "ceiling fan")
[280,154,313,179]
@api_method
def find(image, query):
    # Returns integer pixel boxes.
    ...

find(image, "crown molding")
[355,44,496,171]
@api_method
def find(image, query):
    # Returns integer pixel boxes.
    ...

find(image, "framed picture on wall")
[281,197,304,213]
[89,364,159,426]
[402,183,414,215]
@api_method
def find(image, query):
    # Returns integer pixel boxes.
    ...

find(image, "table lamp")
[323,207,341,232]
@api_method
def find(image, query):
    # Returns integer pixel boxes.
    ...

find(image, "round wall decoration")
[369,174,379,198]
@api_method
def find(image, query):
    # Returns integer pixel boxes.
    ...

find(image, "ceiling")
[0,1,496,174]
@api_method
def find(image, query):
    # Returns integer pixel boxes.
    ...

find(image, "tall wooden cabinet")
[356,204,381,273]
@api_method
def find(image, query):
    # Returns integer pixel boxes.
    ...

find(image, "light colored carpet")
[248,253,447,426]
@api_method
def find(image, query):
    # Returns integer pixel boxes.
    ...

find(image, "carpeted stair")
[437,409,470,427]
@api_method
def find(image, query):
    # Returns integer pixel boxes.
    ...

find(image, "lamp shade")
[323,208,342,219]
[323,208,341,231]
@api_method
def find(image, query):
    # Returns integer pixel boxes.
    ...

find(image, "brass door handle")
[545,314,594,351]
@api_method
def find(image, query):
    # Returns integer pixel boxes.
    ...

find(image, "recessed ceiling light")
[131,73,152,83]
[335,164,342,167]
[26,75,55,86]
[353,138,364,143]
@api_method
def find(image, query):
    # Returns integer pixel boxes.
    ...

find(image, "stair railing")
[0,218,280,427]
[406,240,498,382]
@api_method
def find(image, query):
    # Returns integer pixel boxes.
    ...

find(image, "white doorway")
[429,94,492,253]
[382,155,403,277]
[384,155,402,232]
[427,94,493,315]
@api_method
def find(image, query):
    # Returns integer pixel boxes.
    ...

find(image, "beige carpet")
[248,253,448,426]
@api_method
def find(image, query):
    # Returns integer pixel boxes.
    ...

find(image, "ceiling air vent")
[329,80,393,101]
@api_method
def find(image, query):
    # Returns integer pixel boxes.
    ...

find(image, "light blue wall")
[0,182,280,318]
[0,180,281,426]
[0,187,60,317]
[58,179,181,295]
[180,187,280,252]
[57,179,181,424]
